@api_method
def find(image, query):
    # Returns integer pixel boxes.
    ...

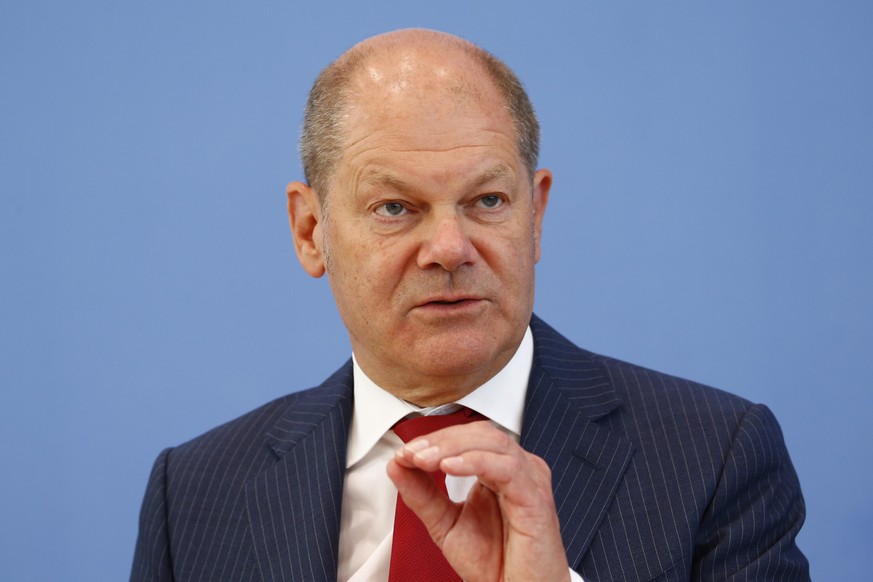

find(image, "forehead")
[351,40,490,99]
[351,59,506,120]
[337,105,522,192]
[357,161,519,196]
[332,48,521,183]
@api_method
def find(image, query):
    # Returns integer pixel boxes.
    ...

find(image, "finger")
[445,451,558,533]
[385,458,459,543]
[442,450,551,490]
[417,420,512,454]
[397,421,521,473]
[442,482,504,579]
[393,438,434,469]
[395,422,555,515]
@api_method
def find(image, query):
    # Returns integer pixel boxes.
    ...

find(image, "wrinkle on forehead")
[341,133,520,187]
[359,162,516,193]
[323,29,525,195]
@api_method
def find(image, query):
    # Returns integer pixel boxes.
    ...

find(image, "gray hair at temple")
[298,32,541,203]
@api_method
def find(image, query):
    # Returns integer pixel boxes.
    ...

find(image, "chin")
[413,332,512,379]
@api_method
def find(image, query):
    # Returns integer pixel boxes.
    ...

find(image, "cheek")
[482,226,536,273]
[331,237,408,308]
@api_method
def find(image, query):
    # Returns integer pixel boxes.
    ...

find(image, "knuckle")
[492,428,513,449]
[527,453,553,477]
[505,456,523,474]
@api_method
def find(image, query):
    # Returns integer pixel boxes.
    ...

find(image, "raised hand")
[386,421,571,582]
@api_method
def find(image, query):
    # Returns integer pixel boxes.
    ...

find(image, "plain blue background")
[2,1,870,579]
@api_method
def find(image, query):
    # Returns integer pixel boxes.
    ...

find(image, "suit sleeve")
[130,447,175,582]
[694,404,809,581]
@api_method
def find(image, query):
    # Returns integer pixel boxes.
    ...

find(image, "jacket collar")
[523,315,635,568]
[246,362,354,581]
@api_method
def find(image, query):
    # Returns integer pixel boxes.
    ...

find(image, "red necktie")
[388,408,483,582]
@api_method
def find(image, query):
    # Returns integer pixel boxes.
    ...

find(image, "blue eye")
[479,195,502,208]
[377,202,407,216]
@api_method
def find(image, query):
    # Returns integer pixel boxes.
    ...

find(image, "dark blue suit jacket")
[131,316,809,581]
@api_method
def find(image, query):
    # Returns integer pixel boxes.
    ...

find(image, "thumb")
[386,458,459,546]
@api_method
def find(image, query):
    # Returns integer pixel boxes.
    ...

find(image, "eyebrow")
[361,163,516,193]
[467,164,515,189]
[361,171,410,192]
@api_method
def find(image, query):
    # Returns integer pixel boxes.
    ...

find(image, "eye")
[375,202,408,217]
[477,194,503,209]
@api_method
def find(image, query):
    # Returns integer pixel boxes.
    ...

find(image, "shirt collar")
[347,326,534,469]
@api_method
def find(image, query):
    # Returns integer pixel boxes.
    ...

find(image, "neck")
[361,364,505,407]
[352,348,519,407]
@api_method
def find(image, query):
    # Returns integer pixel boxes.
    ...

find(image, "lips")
[409,295,487,316]
[418,295,481,307]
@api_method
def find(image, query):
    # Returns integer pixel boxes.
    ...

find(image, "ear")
[531,168,552,263]
[286,181,326,278]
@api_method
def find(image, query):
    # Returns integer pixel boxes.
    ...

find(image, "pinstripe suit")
[131,315,809,581]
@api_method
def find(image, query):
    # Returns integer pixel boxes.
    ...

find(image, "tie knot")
[392,407,483,443]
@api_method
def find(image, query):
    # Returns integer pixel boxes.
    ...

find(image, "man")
[131,29,809,581]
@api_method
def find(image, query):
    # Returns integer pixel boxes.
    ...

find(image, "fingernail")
[442,456,464,470]
[415,446,440,462]
[403,439,429,454]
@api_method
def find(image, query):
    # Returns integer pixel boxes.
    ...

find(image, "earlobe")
[532,169,552,263]
[286,181,326,278]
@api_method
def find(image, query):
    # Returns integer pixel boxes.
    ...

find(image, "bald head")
[299,29,540,201]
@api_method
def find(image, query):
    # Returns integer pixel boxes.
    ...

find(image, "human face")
[290,58,551,405]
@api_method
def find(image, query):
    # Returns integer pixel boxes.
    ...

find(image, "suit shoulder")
[531,315,754,429]
[166,362,353,476]
[171,390,298,454]
[592,351,751,412]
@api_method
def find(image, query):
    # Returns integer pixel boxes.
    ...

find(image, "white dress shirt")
[336,327,584,582]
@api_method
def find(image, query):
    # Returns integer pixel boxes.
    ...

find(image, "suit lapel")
[523,317,635,568]
[242,318,630,578]
[246,363,354,582]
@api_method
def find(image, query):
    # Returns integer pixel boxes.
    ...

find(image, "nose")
[416,211,477,272]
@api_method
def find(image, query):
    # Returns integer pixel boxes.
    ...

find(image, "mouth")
[414,296,486,313]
